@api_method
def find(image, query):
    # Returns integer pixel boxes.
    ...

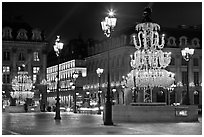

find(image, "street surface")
[2,112,202,135]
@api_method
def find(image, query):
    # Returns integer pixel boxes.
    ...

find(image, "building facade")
[46,25,202,109]
[83,25,202,106]
[2,22,48,110]
[46,59,87,108]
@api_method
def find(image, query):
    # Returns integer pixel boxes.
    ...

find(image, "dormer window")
[191,38,200,48]
[17,29,28,40]
[32,29,42,41]
[33,52,40,61]
[3,27,13,39]
[179,36,187,46]
[167,37,176,46]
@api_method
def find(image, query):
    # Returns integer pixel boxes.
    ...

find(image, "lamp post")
[72,72,79,113]
[133,76,137,103]
[96,68,104,115]
[181,47,194,105]
[101,9,117,126]
[53,36,64,120]
[86,91,90,107]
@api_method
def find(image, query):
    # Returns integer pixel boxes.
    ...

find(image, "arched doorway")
[194,90,199,105]
[156,90,165,102]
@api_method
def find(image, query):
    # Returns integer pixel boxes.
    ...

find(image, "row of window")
[3,51,40,61]
[167,36,200,47]
[181,72,200,86]
[3,27,42,41]
[2,66,40,84]
[87,56,199,75]
[47,60,77,74]
[47,69,86,82]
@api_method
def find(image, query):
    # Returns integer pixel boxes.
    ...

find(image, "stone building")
[46,59,87,107]
[46,25,202,109]
[2,21,48,110]
[83,25,202,106]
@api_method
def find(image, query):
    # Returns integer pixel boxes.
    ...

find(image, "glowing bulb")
[108,9,115,17]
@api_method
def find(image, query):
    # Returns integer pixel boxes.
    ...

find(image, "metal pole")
[97,76,101,114]
[73,79,77,113]
[117,91,119,104]
[186,60,190,105]
[54,56,61,120]
[74,89,77,113]
[104,37,113,125]
[122,90,124,104]
[133,76,136,103]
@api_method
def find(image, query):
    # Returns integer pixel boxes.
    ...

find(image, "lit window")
[33,74,37,83]
[3,66,10,73]
[34,52,40,61]
[33,67,40,74]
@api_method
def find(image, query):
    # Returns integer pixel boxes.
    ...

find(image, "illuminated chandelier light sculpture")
[11,71,34,101]
[127,7,175,102]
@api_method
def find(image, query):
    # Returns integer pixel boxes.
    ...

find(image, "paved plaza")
[2,112,202,135]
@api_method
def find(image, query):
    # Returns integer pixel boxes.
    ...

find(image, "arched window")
[17,29,28,40]
[167,37,176,46]
[3,27,13,39]
[32,29,42,41]
[179,36,187,46]
[191,38,200,48]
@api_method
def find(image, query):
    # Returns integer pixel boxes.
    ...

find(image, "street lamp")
[86,91,90,107]
[133,76,137,103]
[101,9,117,126]
[96,68,104,115]
[181,47,194,105]
[72,72,79,113]
[53,36,64,120]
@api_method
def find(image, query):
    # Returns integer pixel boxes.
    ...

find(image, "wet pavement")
[2,112,202,135]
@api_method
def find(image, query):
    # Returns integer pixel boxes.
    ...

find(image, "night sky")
[2,2,202,44]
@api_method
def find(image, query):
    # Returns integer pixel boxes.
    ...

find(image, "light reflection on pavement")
[2,112,202,135]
